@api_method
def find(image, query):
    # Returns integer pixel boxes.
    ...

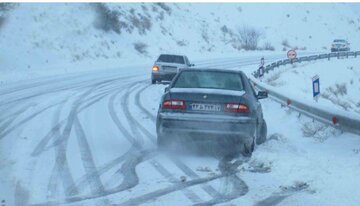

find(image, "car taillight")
[152,65,159,72]
[224,103,249,113]
[162,100,186,110]
[331,44,336,48]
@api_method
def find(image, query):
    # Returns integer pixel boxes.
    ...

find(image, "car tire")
[243,139,254,157]
[151,79,156,84]
[256,120,267,145]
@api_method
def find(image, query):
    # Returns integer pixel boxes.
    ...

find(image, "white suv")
[151,54,194,84]
[331,39,350,52]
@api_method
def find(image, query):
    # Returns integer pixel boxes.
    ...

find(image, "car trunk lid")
[168,88,248,114]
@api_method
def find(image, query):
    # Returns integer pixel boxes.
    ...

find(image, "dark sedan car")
[156,68,268,155]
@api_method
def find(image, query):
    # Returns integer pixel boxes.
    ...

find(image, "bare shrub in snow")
[238,25,262,50]
[134,42,148,55]
[93,3,122,34]
[130,14,152,35]
[0,3,16,30]
[202,31,210,43]
[329,83,347,97]
[156,11,165,21]
[301,121,338,142]
[263,42,275,51]
[0,16,5,29]
[221,25,229,33]
[281,39,290,47]
[155,3,172,15]
[321,83,352,110]
[176,40,187,47]
[265,72,283,86]
[0,3,17,12]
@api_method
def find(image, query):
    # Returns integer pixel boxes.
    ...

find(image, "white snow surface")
[0,60,359,206]
[1,3,360,83]
[262,57,360,115]
[1,3,360,206]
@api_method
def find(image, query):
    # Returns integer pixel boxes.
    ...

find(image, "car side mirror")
[257,91,268,99]
[164,86,169,92]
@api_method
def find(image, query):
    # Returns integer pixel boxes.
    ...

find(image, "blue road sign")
[312,75,320,101]
[258,66,264,78]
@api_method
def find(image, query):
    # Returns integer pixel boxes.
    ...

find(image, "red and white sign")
[287,49,297,59]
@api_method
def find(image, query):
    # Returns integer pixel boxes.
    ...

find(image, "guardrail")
[253,50,360,78]
[251,50,360,136]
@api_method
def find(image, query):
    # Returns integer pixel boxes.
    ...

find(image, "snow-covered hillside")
[263,57,360,115]
[0,3,360,82]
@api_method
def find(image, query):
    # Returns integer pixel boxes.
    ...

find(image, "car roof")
[179,68,244,75]
[159,54,186,57]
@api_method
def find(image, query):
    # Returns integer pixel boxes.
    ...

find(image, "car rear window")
[173,71,244,91]
[157,55,185,64]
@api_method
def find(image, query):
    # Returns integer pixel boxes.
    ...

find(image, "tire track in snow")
[48,78,135,201]
[28,82,148,205]
[111,87,203,203]
[31,78,138,157]
[0,102,36,124]
[109,84,203,203]
[0,99,67,140]
[193,157,249,206]
[46,99,67,202]
[131,82,223,198]
[47,85,101,200]
[73,115,112,205]
[254,182,311,206]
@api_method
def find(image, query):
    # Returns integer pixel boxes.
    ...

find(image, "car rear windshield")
[334,39,346,43]
[157,55,185,64]
[173,71,244,91]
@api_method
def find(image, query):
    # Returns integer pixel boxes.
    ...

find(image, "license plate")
[163,67,177,72]
[190,103,221,112]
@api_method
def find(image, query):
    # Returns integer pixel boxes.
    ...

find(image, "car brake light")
[162,100,186,110]
[152,65,159,72]
[225,103,249,113]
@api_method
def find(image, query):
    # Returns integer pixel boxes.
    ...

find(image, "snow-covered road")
[1,53,360,206]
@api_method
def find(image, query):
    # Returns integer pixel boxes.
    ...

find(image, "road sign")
[287,49,297,60]
[312,75,320,101]
[258,66,264,79]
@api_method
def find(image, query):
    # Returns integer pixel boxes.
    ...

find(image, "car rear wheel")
[256,120,267,145]
[243,139,254,157]
[151,79,156,84]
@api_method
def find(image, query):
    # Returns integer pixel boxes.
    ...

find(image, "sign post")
[312,75,320,102]
[258,57,265,80]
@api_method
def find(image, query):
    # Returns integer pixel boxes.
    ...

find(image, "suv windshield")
[173,71,244,91]
[157,55,185,64]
